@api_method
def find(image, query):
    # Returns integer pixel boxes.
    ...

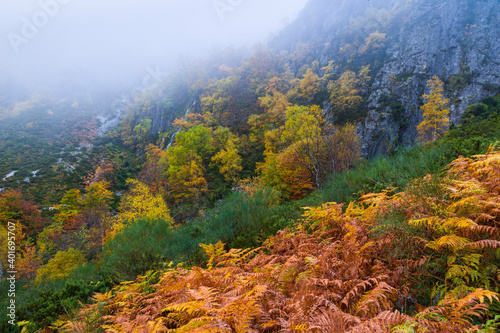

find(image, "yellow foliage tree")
[35,248,85,283]
[107,179,172,241]
[360,31,387,54]
[299,68,320,100]
[282,105,323,144]
[417,76,450,143]
[328,66,371,124]
[168,151,208,205]
[118,179,172,223]
[212,140,243,184]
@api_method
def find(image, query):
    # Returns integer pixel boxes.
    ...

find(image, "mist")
[0,0,308,98]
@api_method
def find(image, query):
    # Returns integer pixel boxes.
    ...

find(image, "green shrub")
[200,187,293,249]
[101,218,174,280]
[0,262,111,332]
[168,188,300,266]
[462,103,491,124]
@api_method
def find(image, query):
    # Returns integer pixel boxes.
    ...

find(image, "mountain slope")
[272,0,500,156]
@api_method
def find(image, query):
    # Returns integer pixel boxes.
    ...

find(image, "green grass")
[319,145,448,204]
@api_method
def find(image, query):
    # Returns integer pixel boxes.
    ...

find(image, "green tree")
[133,117,152,141]
[174,124,215,159]
[417,76,450,143]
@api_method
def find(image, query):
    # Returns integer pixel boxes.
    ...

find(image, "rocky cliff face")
[273,0,500,157]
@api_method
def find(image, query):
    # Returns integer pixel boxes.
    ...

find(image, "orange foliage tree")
[258,105,361,197]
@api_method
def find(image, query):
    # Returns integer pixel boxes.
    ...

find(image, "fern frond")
[340,277,380,312]
[466,240,500,249]
[441,217,477,231]
[173,316,229,333]
[469,224,498,236]
[187,286,219,302]
[217,246,262,267]
[408,216,444,231]
[426,235,470,252]
[164,301,210,318]
[448,196,487,215]
[308,308,346,333]
[355,282,397,318]
[146,318,167,333]
[200,241,227,270]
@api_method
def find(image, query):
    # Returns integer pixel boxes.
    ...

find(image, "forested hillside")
[0,0,500,332]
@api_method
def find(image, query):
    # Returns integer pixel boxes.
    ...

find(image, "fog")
[0,0,308,98]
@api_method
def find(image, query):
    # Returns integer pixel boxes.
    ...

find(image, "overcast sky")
[0,0,309,94]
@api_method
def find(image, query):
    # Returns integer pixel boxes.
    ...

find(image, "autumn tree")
[276,149,317,199]
[164,123,245,207]
[258,77,291,123]
[328,66,371,124]
[282,106,361,188]
[0,190,46,242]
[201,74,257,129]
[54,189,82,230]
[299,68,320,100]
[49,181,113,257]
[35,248,85,283]
[107,179,172,242]
[257,129,288,194]
[417,76,450,143]
[282,105,323,144]
[323,123,361,174]
[80,181,113,225]
[249,77,291,144]
[16,246,43,281]
[133,117,153,151]
[211,141,242,184]
[292,41,312,67]
[117,179,172,223]
[246,45,278,91]
[258,105,360,196]
[172,113,209,131]
[279,105,326,189]
[166,125,213,203]
[211,127,243,184]
[140,144,169,194]
[360,31,387,54]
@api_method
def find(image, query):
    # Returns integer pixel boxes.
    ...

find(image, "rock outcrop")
[272,0,500,157]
